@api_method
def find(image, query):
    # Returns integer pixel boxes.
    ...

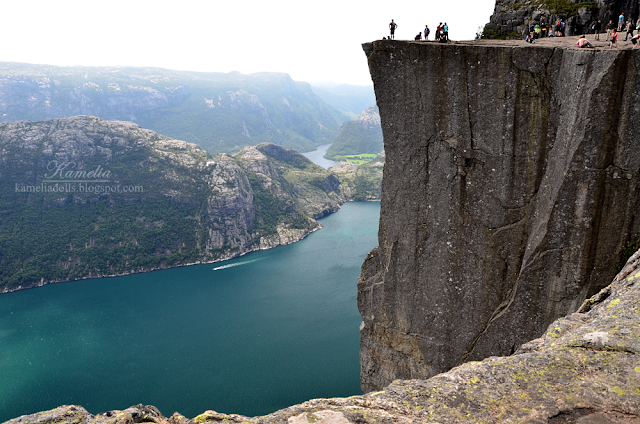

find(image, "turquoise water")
[0,202,380,421]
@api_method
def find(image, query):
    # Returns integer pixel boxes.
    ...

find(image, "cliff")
[358,40,640,392]
[7,248,640,422]
[485,0,639,37]
[0,116,348,292]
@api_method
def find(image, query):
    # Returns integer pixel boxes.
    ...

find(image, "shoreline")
[0,200,379,295]
[0,220,325,296]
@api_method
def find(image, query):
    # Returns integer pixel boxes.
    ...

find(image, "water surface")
[302,144,338,169]
[0,202,380,421]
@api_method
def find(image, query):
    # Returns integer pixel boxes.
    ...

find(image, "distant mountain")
[0,62,348,155]
[324,105,383,160]
[310,84,376,119]
[0,116,354,293]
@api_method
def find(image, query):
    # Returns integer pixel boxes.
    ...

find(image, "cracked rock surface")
[358,40,640,392]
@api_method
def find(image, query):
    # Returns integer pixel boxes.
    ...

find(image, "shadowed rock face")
[358,40,640,392]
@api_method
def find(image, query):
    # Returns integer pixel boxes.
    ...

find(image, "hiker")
[631,33,640,49]
[618,12,625,31]
[415,32,422,41]
[611,28,619,48]
[625,20,634,41]
[554,20,561,37]
[534,23,541,39]
[607,19,616,40]
[443,22,449,40]
[424,25,430,41]
[389,19,398,40]
[560,19,565,36]
[577,34,594,48]
[592,19,602,40]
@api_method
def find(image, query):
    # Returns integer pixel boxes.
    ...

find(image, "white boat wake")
[213,258,261,270]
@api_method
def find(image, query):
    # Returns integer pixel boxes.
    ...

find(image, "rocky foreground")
[6,248,640,423]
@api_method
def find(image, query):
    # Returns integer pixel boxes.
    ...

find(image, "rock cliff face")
[0,116,348,292]
[358,40,640,392]
[486,0,639,37]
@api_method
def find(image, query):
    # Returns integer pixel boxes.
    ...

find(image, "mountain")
[0,62,348,155]
[324,105,383,160]
[310,84,376,120]
[0,116,350,293]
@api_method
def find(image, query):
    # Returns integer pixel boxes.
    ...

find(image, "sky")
[1,0,496,86]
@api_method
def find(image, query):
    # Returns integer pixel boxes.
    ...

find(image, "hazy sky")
[2,0,495,86]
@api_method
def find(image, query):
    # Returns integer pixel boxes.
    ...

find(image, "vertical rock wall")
[358,40,640,392]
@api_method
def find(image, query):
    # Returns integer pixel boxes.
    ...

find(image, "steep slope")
[358,40,640,392]
[0,116,347,292]
[324,105,383,160]
[0,63,347,155]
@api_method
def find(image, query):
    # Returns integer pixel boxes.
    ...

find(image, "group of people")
[524,12,640,50]
[584,13,640,49]
[524,19,565,43]
[386,20,449,42]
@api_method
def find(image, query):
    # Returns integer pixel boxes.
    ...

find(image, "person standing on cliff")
[389,19,398,40]
[443,22,449,40]
[424,25,430,41]
[618,12,625,31]
[610,28,619,48]
[607,19,616,40]
[592,19,602,40]
[624,20,634,41]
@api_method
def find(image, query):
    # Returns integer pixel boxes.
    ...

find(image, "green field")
[344,154,377,164]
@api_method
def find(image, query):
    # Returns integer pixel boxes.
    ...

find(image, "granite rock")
[358,40,640,392]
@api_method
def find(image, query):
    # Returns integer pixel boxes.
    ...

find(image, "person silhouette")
[389,19,398,40]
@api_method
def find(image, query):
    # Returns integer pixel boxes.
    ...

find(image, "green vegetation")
[325,118,383,160]
[344,154,378,164]
[537,0,596,15]
[335,154,385,201]
[0,63,350,156]
[0,118,348,292]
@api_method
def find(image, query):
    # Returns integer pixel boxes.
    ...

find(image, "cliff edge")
[359,40,640,392]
